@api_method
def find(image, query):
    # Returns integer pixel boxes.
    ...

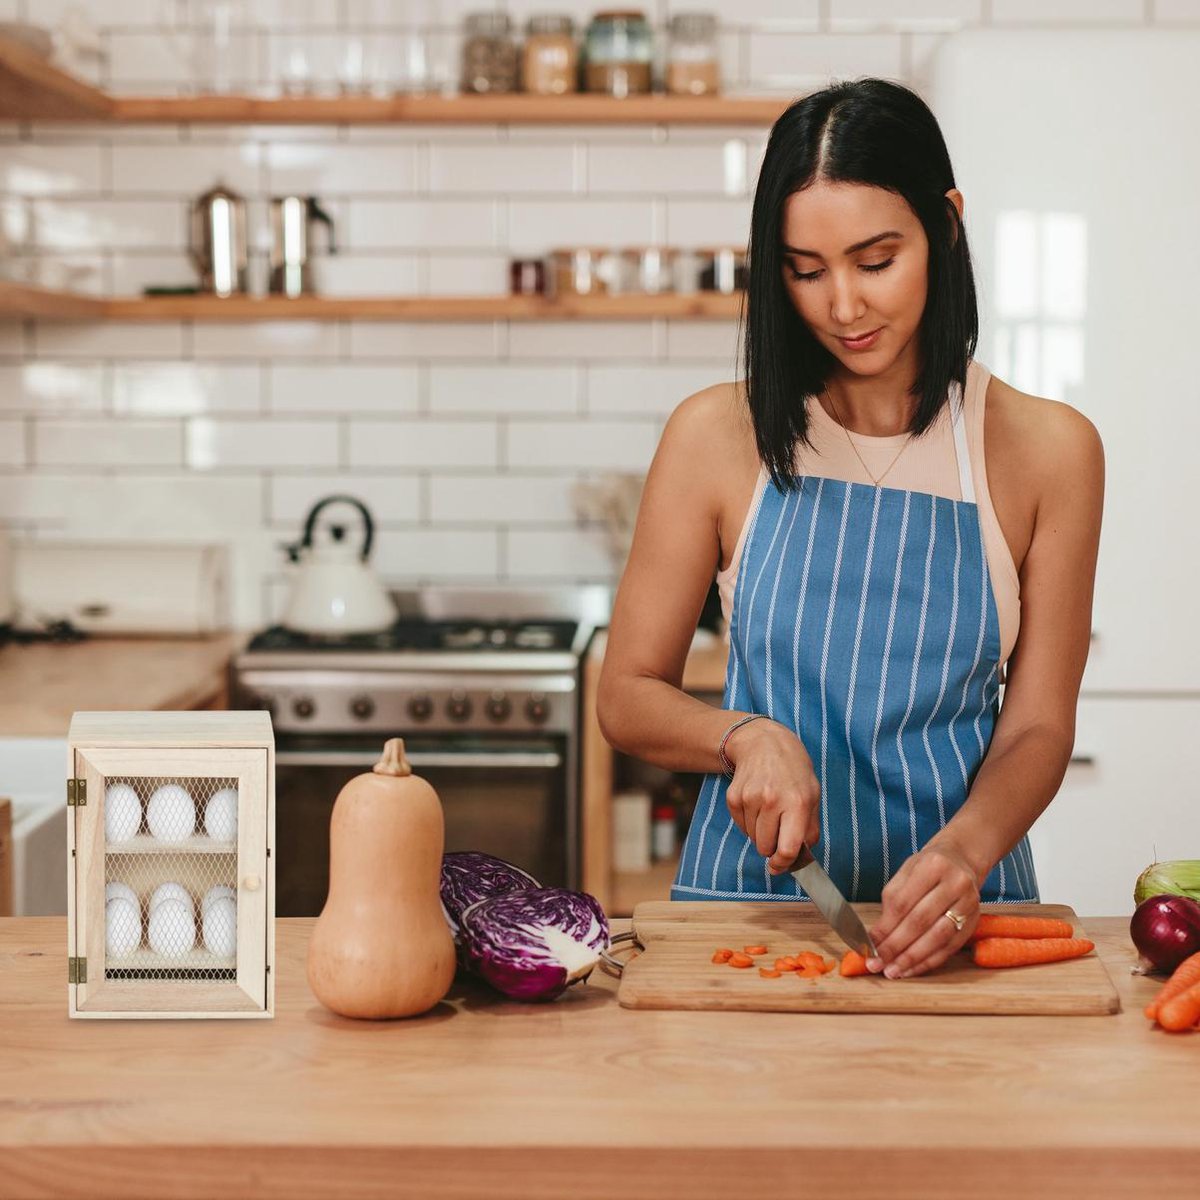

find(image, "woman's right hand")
[724,719,821,874]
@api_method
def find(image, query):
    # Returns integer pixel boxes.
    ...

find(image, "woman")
[596,79,1103,980]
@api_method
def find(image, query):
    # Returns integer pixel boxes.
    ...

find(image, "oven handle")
[275,749,563,770]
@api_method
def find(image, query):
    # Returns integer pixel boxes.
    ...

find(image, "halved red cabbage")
[440,851,540,939]
[459,887,610,1002]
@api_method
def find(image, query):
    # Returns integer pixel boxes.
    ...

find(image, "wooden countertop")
[1,915,1195,1198]
[0,634,242,736]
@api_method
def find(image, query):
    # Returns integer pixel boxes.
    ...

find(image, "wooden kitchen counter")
[0,633,243,736]
[1,916,1196,1199]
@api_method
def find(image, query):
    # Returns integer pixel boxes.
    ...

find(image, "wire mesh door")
[73,745,268,1015]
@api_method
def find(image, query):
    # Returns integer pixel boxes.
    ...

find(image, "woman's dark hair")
[742,78,978,491]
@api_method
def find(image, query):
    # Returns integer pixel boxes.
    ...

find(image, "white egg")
[202,895,237,958]
[202,884,236,913]
[105,880,139,908]
[105,896,142,957]
[146,783,196,842]
[148,897,195,958]
[150,881,193,913]
[104,782,142,843]
[204,786,238,842]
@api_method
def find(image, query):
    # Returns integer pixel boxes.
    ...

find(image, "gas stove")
[232,587,607,736]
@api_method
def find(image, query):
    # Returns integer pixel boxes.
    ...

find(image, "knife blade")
[788,845,878,959]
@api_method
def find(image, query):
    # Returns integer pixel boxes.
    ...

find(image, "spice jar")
[583,11,654,98]
[460,12,518,94]
[666,13,720,96]
[619,247,677,294]
[549,247,610,296]
[697,246,748,293]
[509,257,547,296]
[522,15,578,95]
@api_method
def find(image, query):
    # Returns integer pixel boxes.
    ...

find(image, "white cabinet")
[1028,697,1200,918]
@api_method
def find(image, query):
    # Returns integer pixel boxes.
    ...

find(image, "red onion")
[1129,893,1200,974]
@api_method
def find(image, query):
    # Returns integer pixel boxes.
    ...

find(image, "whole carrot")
[970,915,1073,941]
[1143,951,1200,1021]
[1157,980,1200,1032]
[972,937,1094,968]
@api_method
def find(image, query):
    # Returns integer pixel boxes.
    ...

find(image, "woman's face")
[780,180,957,375]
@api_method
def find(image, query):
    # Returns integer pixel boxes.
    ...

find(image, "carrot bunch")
[712,944,838,979]
[969,913,1094,969]
[1143,951,1200,1033]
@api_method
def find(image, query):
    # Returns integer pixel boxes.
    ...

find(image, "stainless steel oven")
[270,734,571,916]
[232,588,605,917]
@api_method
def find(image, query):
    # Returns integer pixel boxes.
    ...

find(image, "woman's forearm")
[597,673,754,775]
[926,723,1073,886]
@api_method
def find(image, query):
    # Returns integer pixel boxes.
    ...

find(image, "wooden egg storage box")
[67,711,275,1019]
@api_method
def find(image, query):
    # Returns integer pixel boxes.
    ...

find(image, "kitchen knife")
[788,845,878,959]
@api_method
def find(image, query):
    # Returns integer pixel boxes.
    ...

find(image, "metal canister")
[189,182,248,297]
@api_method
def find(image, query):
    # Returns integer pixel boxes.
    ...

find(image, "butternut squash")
[307,738,456,1019]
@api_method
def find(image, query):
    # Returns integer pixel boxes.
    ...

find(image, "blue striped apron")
[673,385,1039,904]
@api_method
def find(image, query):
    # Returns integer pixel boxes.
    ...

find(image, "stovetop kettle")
[281,495,397,635]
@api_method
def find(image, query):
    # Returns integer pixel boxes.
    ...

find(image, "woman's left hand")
[865,844,981,978]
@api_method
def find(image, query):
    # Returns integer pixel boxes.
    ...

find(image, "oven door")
[273,736,569,917]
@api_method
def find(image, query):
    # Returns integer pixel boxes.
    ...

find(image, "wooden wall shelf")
[0,37,786,126]
[0,282,108,319]
[0,284,744,322]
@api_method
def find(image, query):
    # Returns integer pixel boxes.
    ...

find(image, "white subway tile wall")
[1,1,1192,625]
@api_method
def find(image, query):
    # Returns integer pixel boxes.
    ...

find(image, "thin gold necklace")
[822,386,913,489]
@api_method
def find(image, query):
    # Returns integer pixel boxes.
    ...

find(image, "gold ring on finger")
[943,908,966,932]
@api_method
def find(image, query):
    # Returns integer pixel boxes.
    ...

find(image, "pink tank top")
[717,359,1021,669]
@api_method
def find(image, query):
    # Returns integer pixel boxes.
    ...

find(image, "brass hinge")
[66,778,87,807]
[68,956,87,984]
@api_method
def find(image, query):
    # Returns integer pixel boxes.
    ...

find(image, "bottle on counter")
[522,14,579,95]
[651,798,679,862]
[460,12,519,94]
[583,10,654,97]
[548,247,612,296]
[666,13,720,96]
[696,246,749,293]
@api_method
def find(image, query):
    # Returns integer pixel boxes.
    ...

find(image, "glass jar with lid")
[583,10,654,98]
[619,247,677,294]
[666,13,720,96]
[697,247,748,293]
[548,248,611,296]
[460,12,519,94]
[523,15,579,95]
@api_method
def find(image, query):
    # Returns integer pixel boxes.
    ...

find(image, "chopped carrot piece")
[971,937,1094,969]
[728,952,754,968]
[970,915,1073,941]
[759,967,782,978]
[840,950,869,977]
[712,950,731,964]
[774,958,797,971]
[796,964,823,979]
[744,945,769,956]
[819,959,837,974]
[796,951,824,968]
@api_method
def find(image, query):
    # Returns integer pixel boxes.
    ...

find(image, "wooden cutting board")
[618,901,1121,1015]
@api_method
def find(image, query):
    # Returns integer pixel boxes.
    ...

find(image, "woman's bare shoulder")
[985,372,1104,477]
[663,379,758,468]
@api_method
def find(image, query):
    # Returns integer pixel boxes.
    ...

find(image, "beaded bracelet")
[717,713,764,778]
